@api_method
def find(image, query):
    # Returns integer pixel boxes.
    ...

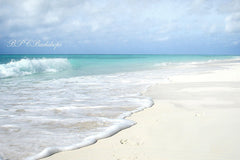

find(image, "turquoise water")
[0,54,236,78]
[0,54,239,160]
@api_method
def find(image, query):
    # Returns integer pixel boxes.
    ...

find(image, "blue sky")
[0,0,240,54]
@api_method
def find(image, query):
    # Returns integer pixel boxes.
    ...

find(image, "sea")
[0,54,239,160]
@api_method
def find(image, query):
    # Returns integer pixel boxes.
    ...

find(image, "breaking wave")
[0,58,70,78]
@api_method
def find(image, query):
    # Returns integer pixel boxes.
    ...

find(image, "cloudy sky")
[0,0,240,54]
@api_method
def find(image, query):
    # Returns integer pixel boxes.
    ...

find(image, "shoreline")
[41,63,240,160]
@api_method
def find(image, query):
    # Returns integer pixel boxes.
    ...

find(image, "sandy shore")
[42,64,240,160]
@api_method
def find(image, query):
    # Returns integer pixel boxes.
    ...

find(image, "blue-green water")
[0,54,236,79]
[0,54,239,160]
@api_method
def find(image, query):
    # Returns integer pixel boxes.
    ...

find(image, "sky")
[0,0,240,54]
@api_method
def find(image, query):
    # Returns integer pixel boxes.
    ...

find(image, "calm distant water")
[0,54,236,78]
[0,54,239,160]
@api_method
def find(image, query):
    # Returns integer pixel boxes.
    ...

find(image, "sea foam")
[0,58,70,78]
[0,55,239,160]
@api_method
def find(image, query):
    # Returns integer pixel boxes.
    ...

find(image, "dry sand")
[42,64,240,160]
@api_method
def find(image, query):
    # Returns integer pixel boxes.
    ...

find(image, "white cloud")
[218,0,240,14]
[0,0,237,46]
[225,12,240,33]
[202,24,217,34]
[209,24,217,33]
[44,13,60,25]
[188,0,214,14]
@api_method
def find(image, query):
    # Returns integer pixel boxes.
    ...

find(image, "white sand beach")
[42,63,240,160]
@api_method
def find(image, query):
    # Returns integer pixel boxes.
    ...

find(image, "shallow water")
[0,54,238,160]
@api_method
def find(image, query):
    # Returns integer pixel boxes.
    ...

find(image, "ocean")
[0,54,239,160]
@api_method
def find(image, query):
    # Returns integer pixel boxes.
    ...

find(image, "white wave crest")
[0,58,70,78]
